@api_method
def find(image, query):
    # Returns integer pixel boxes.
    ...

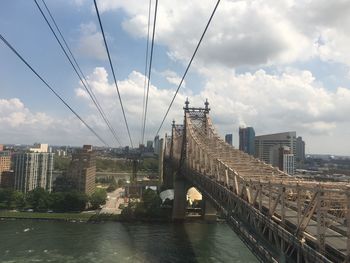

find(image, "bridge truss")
[164,100,350,263]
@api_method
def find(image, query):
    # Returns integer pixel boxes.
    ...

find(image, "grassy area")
[0,211,95,221]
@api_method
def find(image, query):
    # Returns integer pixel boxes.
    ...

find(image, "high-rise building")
[146,140,153,151]
[0,150,11,185]
[255,131,296,169]
[239,127,255,155]
[13,152,54,193]
[66,145,96,195]
[154,135,160,155]
[296,136,305,168]
[269,145,295,175]
[225,134,233,146]
[283,153,295,175]
[0,171,14,189]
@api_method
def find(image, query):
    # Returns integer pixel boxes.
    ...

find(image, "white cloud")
[8,0,350,155]
[195,67,350,154]
[3,65,350,153]
[0,98,52,128]
[92,0,350,69]
[75,67,188,145]
[0,98,104,146]
[101,0,314,68]
[161,70,185,87]
[75,22,107,61]
[73,67,350,154]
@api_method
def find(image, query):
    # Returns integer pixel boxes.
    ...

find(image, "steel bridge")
[162,99,350,263]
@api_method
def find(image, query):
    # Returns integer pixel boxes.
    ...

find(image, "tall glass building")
[225,134,233,146]
[239,127,255,155]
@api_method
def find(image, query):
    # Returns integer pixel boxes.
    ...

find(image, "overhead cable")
[93,0,134,147]
[0,33,109,147]
[141,0,158,144]
[155,0,221,137]
[35,0,121,146]
[140,0,152,145]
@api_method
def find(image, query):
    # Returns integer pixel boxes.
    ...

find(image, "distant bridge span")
[162,100,350,263]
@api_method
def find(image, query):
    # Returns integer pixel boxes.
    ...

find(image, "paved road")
[100,188,125,214]
[260,195,347,255]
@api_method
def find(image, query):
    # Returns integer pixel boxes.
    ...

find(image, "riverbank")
[0,211,94,222]
[0,211,172,223]
[0,211,208,223]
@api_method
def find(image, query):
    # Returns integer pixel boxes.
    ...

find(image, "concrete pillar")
[163,161,174,189]
[203,196,217,222]
[172,179,187,221]
[158,139,164,186]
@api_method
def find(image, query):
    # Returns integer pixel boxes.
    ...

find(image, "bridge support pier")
[203,197,217,222]
[163,161,175,189]
[172,179,187,221]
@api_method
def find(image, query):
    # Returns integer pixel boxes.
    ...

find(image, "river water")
[0,220,258,263]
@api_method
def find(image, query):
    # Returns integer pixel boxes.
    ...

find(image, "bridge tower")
[172,99,217,221]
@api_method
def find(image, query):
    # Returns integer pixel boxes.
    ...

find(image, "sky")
[1,0,350,155]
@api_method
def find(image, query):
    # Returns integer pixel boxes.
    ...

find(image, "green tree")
[89,189,107,209]
[0,188,13,209]
[140,158,159,171]
[106,178,118,192]
[50,192,66,212]
[54,156,70,171]
[133,189,162,218]
[26,188,51,211]
[63,191,87,211]
[11,191,26,209]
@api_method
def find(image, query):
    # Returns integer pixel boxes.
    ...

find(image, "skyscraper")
[225,134,233,146]
[296,136,305,168]
[146,140,153,151]
[154,135,160,155]
[269,145,295,175]
[254,131,296,169]
[239,127,255,155]
[66,145,96,195]
[13,151,54,193]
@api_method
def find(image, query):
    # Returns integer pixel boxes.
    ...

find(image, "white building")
[30,143,49,153]
[283,154,295,175]
[13,152,54,193]
[255,132,297,175]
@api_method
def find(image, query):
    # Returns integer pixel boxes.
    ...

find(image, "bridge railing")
[183,112,350,261]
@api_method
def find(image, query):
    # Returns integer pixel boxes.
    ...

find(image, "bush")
[89,189,107,209]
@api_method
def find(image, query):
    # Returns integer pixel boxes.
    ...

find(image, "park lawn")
[0,211,95,221]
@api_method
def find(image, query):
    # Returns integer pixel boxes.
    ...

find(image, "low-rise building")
[0,150,11,185]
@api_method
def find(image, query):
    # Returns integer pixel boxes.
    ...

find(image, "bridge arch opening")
[185,187,217,221]
[186,187,203,217]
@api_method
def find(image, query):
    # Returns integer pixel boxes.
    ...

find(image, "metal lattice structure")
[164,100,350,263]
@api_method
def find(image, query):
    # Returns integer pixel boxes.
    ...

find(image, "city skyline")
[1,1,350,155]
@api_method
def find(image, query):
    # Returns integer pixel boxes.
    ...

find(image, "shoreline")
[0,211,94,222]
[0,211,219,224]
